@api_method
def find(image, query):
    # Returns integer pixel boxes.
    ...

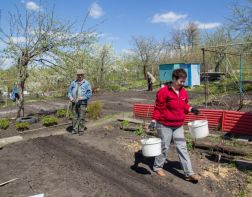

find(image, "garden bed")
[0,112,71,139]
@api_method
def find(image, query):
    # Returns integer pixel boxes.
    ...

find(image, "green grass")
[15,122,30,131]
[87,101,103,120]
[189,97,205,106]
[207,135,222,144]
[105,79,160,91]
[134,125,145,136]
[128,80,147,89]
[188,77,244,96]
[234,170,252,197]
[56,109,67,118]
[229,160,237,168]
[188,85,204,93]
[41,116,59,127]
[185,132,194,151]
[235,189,246,197]
[0,118,9,130]
[121,120,129,128]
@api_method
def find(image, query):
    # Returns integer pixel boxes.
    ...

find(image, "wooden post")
[202,48,208,108]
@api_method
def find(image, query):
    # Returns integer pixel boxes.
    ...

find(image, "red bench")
[222,111,252,135]
[133,103,154,120]
[133,103,252,135]
[133,103,223,131]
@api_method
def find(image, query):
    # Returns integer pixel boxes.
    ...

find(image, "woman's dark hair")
[172,68,187,80]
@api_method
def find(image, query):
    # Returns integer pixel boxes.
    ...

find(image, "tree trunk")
[17,57,29,118]
[17,97,24,118]
[17,82,25,118]
[143,65,147,80]
[215,63,221,72]
[100,61,104,87]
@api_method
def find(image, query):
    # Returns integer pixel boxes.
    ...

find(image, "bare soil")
[0,99,68,119]
[0,90,250,196]
[0,117,71,139]
[0,121,248,197]
[0,90,155,139]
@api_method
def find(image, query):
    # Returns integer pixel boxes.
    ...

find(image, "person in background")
[147,72,156,91]
[68,69,92,134]
[149,68,200,182]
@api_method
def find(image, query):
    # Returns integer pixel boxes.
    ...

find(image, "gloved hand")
[191,107,200,115]
[148,121,156,131]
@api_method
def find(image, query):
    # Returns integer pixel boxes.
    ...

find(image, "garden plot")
[0,120,250,197]
[0,90,251,196]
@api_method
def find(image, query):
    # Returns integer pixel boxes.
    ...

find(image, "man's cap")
[76,69,84,75]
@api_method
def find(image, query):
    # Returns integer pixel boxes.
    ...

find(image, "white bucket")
[188,120,209,139]
[141,138,161,157]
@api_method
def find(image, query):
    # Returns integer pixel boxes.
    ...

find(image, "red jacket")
[152,84,191,127]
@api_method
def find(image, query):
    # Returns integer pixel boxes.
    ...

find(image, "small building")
[159,63,201,87]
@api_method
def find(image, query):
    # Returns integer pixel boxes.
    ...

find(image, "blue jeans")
[153,122,194,177]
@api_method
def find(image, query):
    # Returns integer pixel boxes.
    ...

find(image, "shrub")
[87,101,103,120]
[185,133,193,151]
[16,122,30,131]
[0,119,9,130]
[56,109,67,118]
[243,84,252,92]
[134,125,145,136]
[108,84,121,91]
[67,111,74,120]
[121,120,129,128]
[41,116,58,127]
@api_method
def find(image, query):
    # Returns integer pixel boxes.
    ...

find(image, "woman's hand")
[191,107,200,115]
[148,120,157,131]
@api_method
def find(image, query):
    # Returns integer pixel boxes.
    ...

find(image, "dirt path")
[1,89,251,119]
[0,90,156,119]
[0,135,193,197]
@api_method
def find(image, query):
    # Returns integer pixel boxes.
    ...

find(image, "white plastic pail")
[188,120,209,139]
[141,138,161,157]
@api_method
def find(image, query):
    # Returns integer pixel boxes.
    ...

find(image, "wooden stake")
[0,178,19,187]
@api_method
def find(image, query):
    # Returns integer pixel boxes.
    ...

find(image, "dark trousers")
[72,103,87,132]
[148,83,153,91]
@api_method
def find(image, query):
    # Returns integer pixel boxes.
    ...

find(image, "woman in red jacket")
[149,68,200,181]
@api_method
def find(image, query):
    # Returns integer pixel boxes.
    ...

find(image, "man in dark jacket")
[149,68,200,182]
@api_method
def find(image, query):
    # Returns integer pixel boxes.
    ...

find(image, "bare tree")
[169,22,200,62]
[229,0,252,56]
[132,36,164,79]
[204,28,232,72]
[0,8,96,117]
[184,22,200,50]
[170,28,185,59]
[95,45,113,87]
[230,0,252,36]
